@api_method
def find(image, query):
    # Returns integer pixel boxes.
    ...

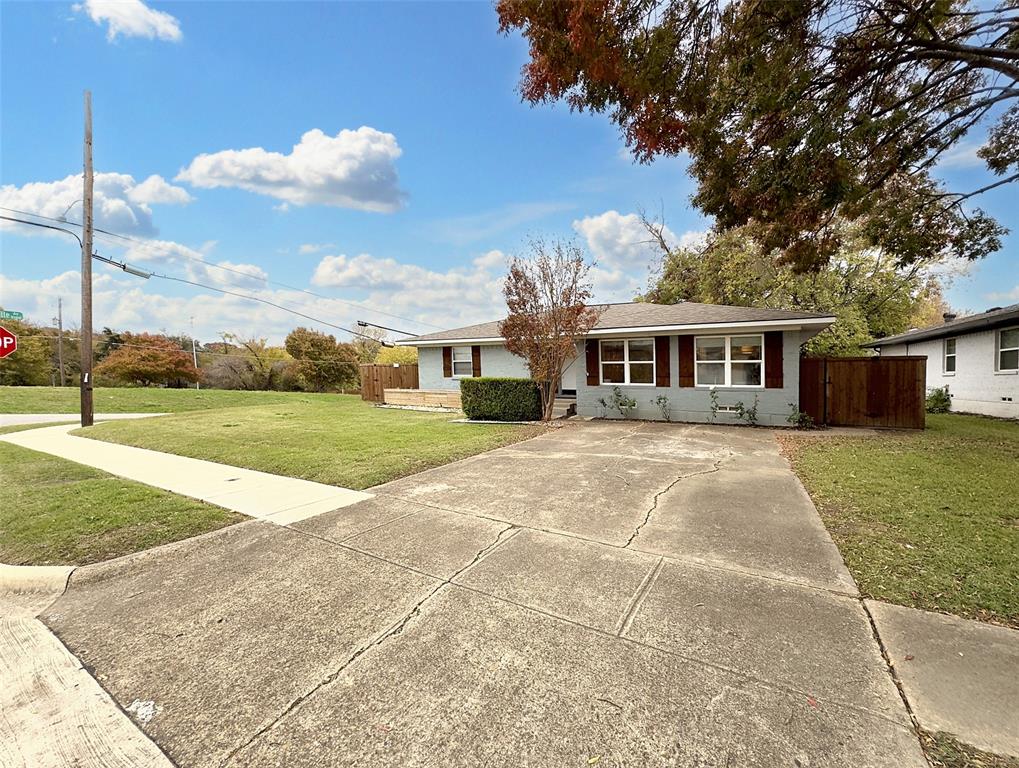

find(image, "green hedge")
[460,377,542,421]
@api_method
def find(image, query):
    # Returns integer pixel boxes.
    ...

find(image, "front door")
[560,354,579,396]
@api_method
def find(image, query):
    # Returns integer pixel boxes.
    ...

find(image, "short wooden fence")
[799,356,926,429]
[359,364,419,403]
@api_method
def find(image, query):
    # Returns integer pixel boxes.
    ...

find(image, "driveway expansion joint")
[219,523,519,766]
[860,598,932,762]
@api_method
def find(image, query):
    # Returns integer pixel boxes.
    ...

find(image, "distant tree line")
[0,315,417,391]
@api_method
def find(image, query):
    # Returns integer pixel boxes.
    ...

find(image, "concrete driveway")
[41,421,926,767]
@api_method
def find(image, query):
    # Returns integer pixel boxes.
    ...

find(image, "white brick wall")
[880,328,1019,418]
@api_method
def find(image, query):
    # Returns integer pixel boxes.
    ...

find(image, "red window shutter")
[655,336,670,387]
[442,346,452,378]
[585,339,599,386]
[678,336,694,387]
[765,331,784,389]
[471,345,482,377]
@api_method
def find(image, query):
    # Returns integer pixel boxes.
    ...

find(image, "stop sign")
[0,326,16,359]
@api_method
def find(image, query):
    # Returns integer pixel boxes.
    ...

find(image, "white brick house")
[865,304,1019,419]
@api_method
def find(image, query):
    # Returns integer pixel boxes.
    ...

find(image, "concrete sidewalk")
[1,564,173,768]
[0,424,371,525]
[869,600,1019,756]
[0,413,164,428]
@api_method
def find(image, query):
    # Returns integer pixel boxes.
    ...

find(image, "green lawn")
[77,395,543,490]
[0,385,342,413]
[0,438,241,566]
[784,414,1019,628]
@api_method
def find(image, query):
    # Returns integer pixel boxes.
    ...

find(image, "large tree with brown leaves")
[498,0,1017,271]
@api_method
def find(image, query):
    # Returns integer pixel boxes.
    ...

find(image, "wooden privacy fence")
[799,356,926,429]
[360,364,419,403]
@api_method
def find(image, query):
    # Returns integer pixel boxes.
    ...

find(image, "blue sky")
[1,1,1015,344]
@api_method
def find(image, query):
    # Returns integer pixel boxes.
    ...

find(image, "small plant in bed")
[926,385,952,414]
[597,386,637,418]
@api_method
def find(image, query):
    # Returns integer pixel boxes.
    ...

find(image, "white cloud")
[176,127,405,212]
[127,174,194,205]
[299,243,335,255]
[0,172,191,237]
[73,0,182,42]
[572,210,707,302]
[572,210,677,270]
[117,238,268,290]
[472,249,506,270]
[430,201,576,245]
[311,252,506,329]
[937,140,985,170]
[984,285,1019,303]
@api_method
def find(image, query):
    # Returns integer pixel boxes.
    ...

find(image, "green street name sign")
[0,310,23,320]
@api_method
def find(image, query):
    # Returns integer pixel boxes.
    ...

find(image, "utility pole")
[80,90,94,427]
[190,316,200,390]
[56,297,65,386]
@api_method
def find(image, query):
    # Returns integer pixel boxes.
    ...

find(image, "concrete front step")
[552,398,577,420]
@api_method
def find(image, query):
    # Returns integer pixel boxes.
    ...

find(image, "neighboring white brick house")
[399,301,836,426]
[865,304,1019,419]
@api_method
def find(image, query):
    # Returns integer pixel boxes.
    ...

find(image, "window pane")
[602,363,625,383]
[1001,329,1019,350]
[630,363,654,384]
[453,361,472,376]
[696,337,725,361]
[730,336,762,361]
[945,338,956,355]
[453,346,471,361]
[1000,349,1019,371]
[697,362,725,385]
[628,339,654,361]
[732,362,762,386]
[945,356,956,373]
[601,340,624,362]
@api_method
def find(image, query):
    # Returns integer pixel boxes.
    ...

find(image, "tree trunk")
[541,376,559,421]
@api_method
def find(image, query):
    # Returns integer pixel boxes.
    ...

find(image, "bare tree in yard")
[500,238,602,421]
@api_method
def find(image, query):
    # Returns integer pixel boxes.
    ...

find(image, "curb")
[0,563,76,617]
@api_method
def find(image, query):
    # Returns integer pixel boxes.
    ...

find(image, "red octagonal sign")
[0,326,17,359]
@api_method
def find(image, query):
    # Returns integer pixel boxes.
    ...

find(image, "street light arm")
[0,215,83,247]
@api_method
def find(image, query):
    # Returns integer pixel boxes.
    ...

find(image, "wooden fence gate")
[799,356,926,429]
[359,364,419,403]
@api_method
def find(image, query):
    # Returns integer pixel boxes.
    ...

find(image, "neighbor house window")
[998,327,1019,371]
[695,334,763,388]
[944,338,957,374]
[600,338,654,385]
[452,346,473,377]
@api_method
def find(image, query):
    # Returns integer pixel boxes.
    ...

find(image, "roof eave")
[398,316,836,347]
[866,310,1019,347]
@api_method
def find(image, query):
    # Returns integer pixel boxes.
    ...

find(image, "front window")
[452,346,473,377]
[695,334,763,388]
[600,338,655,385]
[944,338,956,374]
[998,327,1019,371]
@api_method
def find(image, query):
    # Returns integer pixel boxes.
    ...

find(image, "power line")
[1,205,438,332]
[1,211,392,345]
[148,271,393,345]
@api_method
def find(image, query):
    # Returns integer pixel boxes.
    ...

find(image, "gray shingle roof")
[863,303,1019,348]
[401,301,834,343]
